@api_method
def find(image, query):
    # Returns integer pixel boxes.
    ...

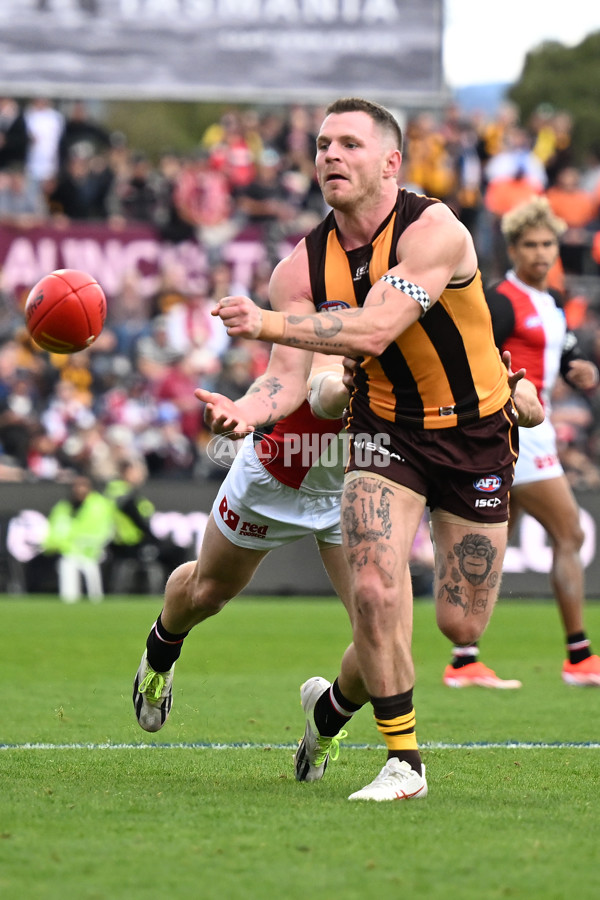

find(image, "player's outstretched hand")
[195,388,255,437]
[212,295,263,339]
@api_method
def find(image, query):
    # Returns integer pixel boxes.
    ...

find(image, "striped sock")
[566,632,592,665]
[146,613,189,672]
[451,643,479,669]
[371,688,422,774]
[314,678,363,737]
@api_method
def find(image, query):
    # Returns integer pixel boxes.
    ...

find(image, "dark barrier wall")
[0,480,598,597]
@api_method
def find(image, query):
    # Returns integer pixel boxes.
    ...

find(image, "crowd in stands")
[2,95,600,492]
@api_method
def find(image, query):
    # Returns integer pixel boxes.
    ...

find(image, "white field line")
[1,741,600,750]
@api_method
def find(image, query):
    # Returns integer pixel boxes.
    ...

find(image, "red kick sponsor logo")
[239,521,269,539]
[219,496,268,538]
[219,495,240,530]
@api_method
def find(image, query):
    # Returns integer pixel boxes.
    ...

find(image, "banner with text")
[0,0,444,105]
[0,222,279,305]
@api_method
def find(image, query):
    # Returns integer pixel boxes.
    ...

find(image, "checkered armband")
[379,275,431,317]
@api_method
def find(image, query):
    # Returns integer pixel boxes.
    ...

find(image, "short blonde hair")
[501,196,567,245]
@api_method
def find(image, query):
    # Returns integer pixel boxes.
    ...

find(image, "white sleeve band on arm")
[308,370,345,420]
[380,275,431,317]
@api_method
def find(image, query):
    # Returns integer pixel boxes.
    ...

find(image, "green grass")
[2,596,600,899]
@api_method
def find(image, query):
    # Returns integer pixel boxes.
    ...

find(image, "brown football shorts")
[345,399,519,524]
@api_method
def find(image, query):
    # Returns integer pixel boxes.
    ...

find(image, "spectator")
[476,100,520,165]
[485,125,547,189]
[248,259,274,310]
[134,315,183,383]
[24,97,65,195]
[108,270,153,358]
[546,166,599,228]
[0,97,29,171]
[580,144,600,199]
[139,403,197,479]
[58,100,112,169]
[40,379,93,448]
[0,162,48,226]
[235,148,299,264]
[161,287,224,381]
[210,345,257,402]
[99,372,157,436]
[172,148,237,256]
[402,111,457,201]
[208,110,257,194]
[58,415,118,482]
[52,349,96,407]
[0,370,40,469]
[27,429,73,482]
[48,145,113,221]
[152,352,203,447]
[153,150,196,244]
[545,166,599,274]
[104,457,164,593]
[453,119,484,235]
[543,111,575,187]
[107,151,160,225]
[41,474,115,603]
[483,153,545,279]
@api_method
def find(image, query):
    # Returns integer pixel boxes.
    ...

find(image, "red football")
[24,269,107,353]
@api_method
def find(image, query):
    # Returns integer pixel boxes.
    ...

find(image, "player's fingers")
[195,388,216,402]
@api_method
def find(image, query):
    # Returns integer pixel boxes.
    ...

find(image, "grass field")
[2,594,599,900]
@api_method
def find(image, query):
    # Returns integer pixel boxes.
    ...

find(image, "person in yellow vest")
[43,474,115,603]
[104,458,162,593]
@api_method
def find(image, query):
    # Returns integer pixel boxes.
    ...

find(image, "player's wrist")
[258,309,286,342]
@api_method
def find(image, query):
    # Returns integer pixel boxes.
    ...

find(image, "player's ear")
[383,149,402,179]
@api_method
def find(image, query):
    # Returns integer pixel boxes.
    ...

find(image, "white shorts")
[212,435,342,550]
[513,417,564,487]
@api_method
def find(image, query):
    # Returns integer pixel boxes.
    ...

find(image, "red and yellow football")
[24,268,107,353]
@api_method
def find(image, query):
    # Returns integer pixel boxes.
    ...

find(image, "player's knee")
[437,616,484,646]
[353,579,396,624]
[571,523,585,552]
[551,529,584,558]
[165,561,229,618]
[187,575,233,617]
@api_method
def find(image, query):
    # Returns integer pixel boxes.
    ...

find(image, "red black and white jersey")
[253,400,345,494]
[485,270,586,412]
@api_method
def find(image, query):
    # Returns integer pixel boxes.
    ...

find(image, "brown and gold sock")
[371,688,422,774]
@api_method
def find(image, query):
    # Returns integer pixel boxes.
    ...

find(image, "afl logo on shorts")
[319,301,351,312]
[474,475,502,493]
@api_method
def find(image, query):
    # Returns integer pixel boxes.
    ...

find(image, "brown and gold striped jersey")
[305,188,510,429]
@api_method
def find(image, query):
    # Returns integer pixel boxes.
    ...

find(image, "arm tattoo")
[247,376,283,406]
[288,312,343,338]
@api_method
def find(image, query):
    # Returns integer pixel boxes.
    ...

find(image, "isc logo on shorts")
[473,475,502,493]
[475,496,502,508]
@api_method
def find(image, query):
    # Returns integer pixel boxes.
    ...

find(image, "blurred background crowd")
[1,94,600,495]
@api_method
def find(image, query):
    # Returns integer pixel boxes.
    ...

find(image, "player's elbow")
[359,327,391,357]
